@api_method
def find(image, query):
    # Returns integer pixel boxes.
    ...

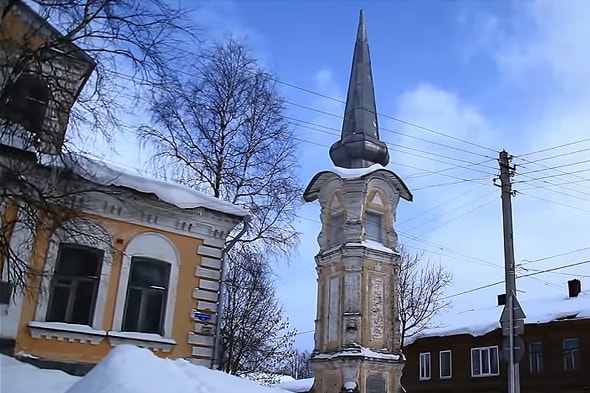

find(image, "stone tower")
[303,10,412,393]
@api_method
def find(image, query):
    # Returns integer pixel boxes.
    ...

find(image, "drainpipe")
[211,214,251,369]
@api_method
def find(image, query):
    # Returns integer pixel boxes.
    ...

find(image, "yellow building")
[0,0,247,370]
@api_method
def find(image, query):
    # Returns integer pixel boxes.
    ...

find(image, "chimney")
[568,279,581,298]
[497,294,506,306]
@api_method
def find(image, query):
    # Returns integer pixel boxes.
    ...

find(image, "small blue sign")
[191,310,213,321]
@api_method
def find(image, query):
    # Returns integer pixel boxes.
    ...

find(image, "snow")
[312,346,401,361]
[28,321,106,336]
[330,164,386,179]
[0,353,80,393]
[107,331,176,344]
[66,345,290,393]
[277,378,314,393]
[2,345,291,393]
[407,291,590,344]
[360,240,396,254]
[39,153,249,218]
[322,240,396,255]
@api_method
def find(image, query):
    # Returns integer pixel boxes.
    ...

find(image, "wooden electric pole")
[498,150,524,393]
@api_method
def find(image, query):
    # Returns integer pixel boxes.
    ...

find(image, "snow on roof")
[40,153,249,218]
[407,291,590,344]
[330,164,386,179]
[303,164,412,202]
[65,345,290,393]
[276,377,314,393]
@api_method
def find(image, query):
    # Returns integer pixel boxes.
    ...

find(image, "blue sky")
[92,1,590,351]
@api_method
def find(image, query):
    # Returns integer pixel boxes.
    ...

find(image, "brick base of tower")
[310,346,405,393]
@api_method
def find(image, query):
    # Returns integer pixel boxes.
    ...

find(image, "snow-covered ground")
[0,353,80,392]
[1,345,290,393]
[276,377,314,393]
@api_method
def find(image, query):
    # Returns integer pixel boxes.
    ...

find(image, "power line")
[520,245,590,265]
[442,259,590,300]
[517,137,590,158]
[152,43,499,156]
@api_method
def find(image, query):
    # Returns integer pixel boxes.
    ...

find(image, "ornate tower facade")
[303,10,412,393]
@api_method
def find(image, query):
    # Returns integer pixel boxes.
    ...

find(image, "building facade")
[402,282,589,393]
[0,0,247,371]
[303,10,412,393]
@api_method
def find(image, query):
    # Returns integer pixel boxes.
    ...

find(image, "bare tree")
[397,246,453,347]
[280,348,314,380]
[138,38,302,372]
[138,38,302,256]
[0,0,197,298]
[220,245,295,376]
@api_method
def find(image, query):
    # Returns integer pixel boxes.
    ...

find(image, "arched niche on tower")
[315,176,346,250]
[364,177,402,249]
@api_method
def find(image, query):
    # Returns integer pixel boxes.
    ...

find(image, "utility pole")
[498,150,524,393]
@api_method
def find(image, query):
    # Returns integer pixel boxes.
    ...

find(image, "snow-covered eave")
[406,312,590,345]
[303,164,412,203]
[38,153,249,219]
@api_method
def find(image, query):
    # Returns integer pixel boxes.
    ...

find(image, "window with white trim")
[366,211,382,242]
[46,244,103,325]
[35,218,113,331]
[471,346,499,377]
[439,350,452,379]
[529,342,543,373]
[563,338,580,371]
[112,232,179,339]
[122,257,170,334]
[419,352,431,380]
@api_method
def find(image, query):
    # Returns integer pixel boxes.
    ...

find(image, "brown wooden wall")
[402,319,590,393]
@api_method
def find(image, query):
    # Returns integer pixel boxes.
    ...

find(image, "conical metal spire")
[330,10,390,169]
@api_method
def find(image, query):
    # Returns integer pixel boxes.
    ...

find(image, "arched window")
[1,72,50,133]
[113,232,179,338]
[35,218,113,329]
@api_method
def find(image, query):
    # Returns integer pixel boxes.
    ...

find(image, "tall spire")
[329,10,390,169]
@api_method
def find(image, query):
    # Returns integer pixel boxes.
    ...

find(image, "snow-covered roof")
[3,344,291,393]
[40,153,249,218]
[303,164,412,202]
[276,378,314,393]
[407,291,590,345]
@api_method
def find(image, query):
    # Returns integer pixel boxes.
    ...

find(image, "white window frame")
[35,218,112,330]
[365,211,383,243]
[112,232,179,339]
[529,341,543,373]
[471,346,500,377]
[419,352,431,381]
[563,338,580,371]
[439,350,452,379]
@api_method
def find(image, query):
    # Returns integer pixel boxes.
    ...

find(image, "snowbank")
[277,377,314,393]
[0,353,80,393]
[407,291,590,344]
[66,345,290,393]
[40,153,248,217]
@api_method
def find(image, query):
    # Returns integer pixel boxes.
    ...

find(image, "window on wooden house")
[529,342,543,373]
[440,350,452,379]
[563,338,580,371]
[0,73,50,134]
[419,352,431,380]
[365,211,383,243]
[46,244,103,325]
[122,257,170,335]
[471,346,499,377]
